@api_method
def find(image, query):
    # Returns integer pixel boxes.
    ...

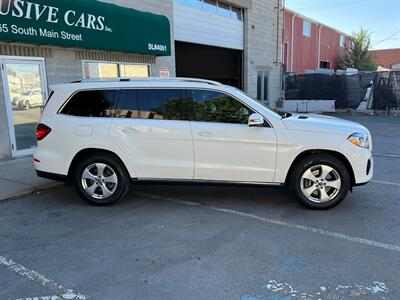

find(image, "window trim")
[82,60,151,79]
[58,87,273,127]
[187,87,272,127]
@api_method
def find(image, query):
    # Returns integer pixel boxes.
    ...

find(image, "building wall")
[370,48,400,69]
[244,0,283,105]
[284,10,349,73]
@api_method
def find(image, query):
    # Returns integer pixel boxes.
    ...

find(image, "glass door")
[1,58,48,158]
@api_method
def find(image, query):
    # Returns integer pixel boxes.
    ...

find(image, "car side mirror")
[248,113,264,127]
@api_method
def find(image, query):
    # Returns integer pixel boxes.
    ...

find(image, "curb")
[0,182,64,202]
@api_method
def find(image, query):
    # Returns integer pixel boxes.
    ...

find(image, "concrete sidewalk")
[0,157,62,201]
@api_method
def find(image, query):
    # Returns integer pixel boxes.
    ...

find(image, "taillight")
[36,123,52,141]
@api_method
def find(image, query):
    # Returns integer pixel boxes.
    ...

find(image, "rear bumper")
[36,170,69,182]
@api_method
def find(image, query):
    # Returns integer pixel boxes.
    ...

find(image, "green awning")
[0,0,171,56]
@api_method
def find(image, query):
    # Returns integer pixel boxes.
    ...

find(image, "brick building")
[370,48,400,69]
[283,8,351,73]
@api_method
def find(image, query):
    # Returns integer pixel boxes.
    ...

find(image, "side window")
[138,89,187,121]
[191,90,254,124]
[61,90,117,117]
[115,90,140,119]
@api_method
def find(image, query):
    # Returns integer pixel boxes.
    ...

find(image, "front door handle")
[122,127,141,135]
[197,130,215,137]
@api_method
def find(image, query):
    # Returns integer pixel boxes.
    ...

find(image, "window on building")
[303,20,311,37]
[84,62,118,78]
[138,89,187,121]
[175,0,243,21]
[340,35,345,47]
[191,90,254,124]
[217,2,232,18]
[83,61,150,79]
[257,71,269,103]
[120,64,150,77]
[203,0,218,13]
[231,6,243,21]
[320,61,331,69]
[60,90,117,118]
[187,0,203,9]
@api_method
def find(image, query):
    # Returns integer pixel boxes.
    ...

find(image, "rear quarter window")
[60,90,118,117]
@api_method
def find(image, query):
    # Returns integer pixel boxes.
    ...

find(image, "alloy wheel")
[81,163,118,200]
[300,164,342,203]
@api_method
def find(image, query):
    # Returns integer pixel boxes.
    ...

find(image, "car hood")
[282,113,370,135]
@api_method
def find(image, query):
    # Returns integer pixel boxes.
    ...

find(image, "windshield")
[233,88,292,118]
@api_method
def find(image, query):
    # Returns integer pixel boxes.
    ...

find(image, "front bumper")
[350,150,373,185]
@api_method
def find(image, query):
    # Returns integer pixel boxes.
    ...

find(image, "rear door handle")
[122,127,141,135]
[197,130,215,137]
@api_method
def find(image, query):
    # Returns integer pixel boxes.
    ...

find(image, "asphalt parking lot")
[0,114,399,300]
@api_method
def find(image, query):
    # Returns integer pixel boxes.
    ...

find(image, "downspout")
[275,0,281,66]
[317,24,322,69]
[290,13,295,72]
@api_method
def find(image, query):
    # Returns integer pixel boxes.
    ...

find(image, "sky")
[285,0,400,50]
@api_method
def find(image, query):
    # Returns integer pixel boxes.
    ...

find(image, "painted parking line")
[15,296,59,300]
[371,179,400,187]
[241,279,389,299]
[0,256,87,300]
[373,153,400,159]
[137,193,400,253]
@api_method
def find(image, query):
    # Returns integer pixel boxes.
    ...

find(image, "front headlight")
[347,133,370,149]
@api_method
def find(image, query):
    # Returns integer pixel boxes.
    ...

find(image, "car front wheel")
[289,154,351,209]
[74,154,131,205]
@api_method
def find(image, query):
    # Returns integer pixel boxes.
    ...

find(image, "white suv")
[34,78,373,209]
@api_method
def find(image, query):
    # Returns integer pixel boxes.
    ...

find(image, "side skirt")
[132,178,284,188]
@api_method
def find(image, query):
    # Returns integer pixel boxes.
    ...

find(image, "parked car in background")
[12,88,43,110]
[33,78,373,209]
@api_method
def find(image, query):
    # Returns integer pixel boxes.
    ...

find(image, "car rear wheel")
[289,154,351,209]
[73,154,131,205]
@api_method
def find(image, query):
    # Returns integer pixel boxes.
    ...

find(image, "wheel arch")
[285,149,356,187]
[68,148,134,180]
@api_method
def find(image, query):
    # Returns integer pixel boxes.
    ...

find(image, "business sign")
[0,0,171,56]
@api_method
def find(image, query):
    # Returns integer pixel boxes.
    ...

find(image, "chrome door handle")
[197,130,215,137]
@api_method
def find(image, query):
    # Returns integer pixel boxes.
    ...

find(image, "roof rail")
[70,77,223,86]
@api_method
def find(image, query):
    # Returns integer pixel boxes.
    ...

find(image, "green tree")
[342,28,377,71]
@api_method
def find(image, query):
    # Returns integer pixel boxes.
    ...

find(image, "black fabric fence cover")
[285,71,400,109]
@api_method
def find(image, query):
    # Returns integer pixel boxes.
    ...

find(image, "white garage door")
[174,1,244,50]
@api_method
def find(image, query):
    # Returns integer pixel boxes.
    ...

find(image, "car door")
[109,88,194,179]
[189,89,277,183]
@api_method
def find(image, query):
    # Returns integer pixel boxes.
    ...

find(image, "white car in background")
[12,88,43,110]
[33,78,373,209]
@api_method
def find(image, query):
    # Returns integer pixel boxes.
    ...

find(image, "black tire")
[73,154,131,206]
[288,154,351,210]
